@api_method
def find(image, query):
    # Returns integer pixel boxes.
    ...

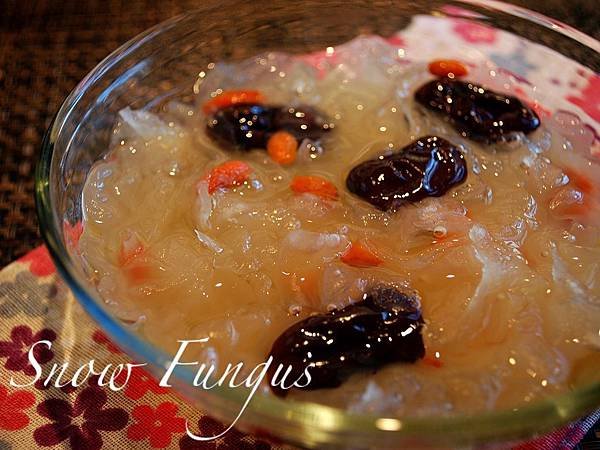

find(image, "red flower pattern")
[33,386,128,449]
[567,74,600,122]
[453,21,497,44]
[34,376,78,394]
[512,86,552,119]
[385,35,405,47]
[116,366,168,400]
[18,246,56,277]
[92,330,123,354]
[0,385,36,431]
[298,50,330,79]
[127,402,186,448]
[63,220,84,251]
[0,325,56,375]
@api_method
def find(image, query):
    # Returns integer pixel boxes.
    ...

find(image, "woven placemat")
[0,0,202,264]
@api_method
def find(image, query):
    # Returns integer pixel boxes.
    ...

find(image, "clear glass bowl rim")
[35,1,600,447]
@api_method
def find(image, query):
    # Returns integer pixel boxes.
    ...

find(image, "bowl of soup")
[36,0,600,447]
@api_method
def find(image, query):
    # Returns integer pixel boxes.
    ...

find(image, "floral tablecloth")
[0,246,599,449]
[0,246,283,450]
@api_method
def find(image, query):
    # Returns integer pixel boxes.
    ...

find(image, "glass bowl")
[36,0,600,448]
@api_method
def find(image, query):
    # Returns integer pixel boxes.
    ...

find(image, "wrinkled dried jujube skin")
[346,135,467,211]
[206,103,330,150]
[272,105,331,141]
[206,104,274,150]
[414,77,541,142]
[268,286,425,396]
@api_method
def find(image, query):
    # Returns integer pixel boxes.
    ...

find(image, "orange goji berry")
[428,59,468,78]
[340,241,382,267]
[549,186,587,218]
[118,232,154,284]
[561,202,588,217]
[564,168,593,195]
[205,160,252,194]
[423,355,444,368]
[202,90,265,114]
[290,175,338,200]
[267,131,298,165]
[124,264,152,284]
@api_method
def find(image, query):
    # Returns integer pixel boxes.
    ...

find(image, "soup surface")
[78,31,600,416]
